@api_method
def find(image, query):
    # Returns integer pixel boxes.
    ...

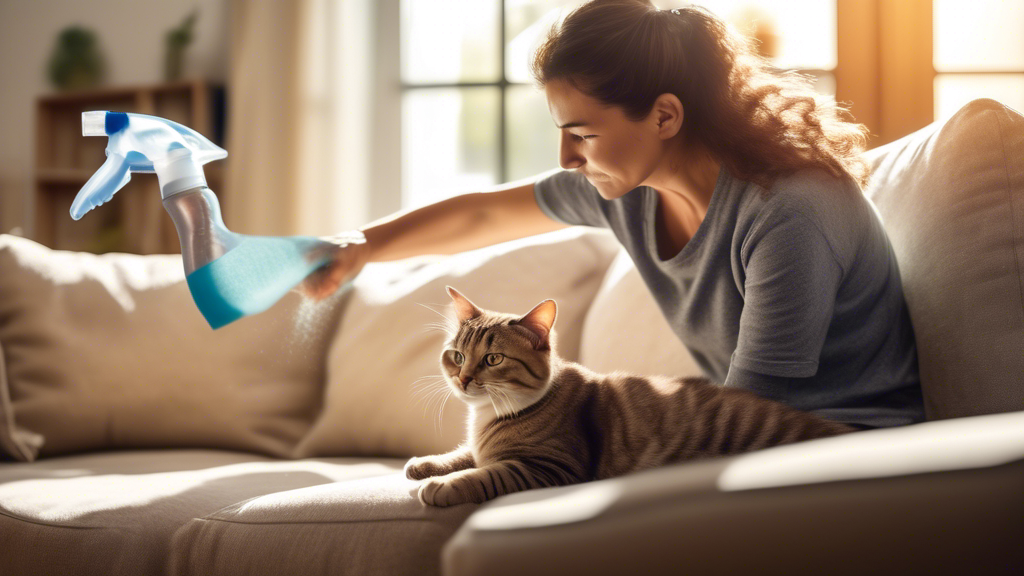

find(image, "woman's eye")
[453,351,464,365]
[571,134,594,142]
[485,353,504,366]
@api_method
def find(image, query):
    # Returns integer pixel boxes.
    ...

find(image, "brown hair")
[530,0,871,190]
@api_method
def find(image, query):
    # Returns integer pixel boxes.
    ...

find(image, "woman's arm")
[360,180,570,263]
[298,179,571,300]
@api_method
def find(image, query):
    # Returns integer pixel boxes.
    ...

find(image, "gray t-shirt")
[534,167,924,428]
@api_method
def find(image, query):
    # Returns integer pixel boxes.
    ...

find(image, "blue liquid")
[186,236,328,329]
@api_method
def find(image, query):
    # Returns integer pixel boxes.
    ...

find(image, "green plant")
[165,10,198,82]
[47,27,105,91]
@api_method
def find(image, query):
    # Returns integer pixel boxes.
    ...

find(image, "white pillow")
[578,248,703,378]
[294,228,620,459]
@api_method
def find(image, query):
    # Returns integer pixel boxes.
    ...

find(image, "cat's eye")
[453,351,465,365]
[485,353,504,367]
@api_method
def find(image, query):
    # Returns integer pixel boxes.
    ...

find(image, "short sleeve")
[533,169,610,229]
[731,211,843,378]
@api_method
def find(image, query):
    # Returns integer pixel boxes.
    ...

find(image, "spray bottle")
[71,110,340,329]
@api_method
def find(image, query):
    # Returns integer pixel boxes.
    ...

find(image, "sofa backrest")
[862,99,1024,420]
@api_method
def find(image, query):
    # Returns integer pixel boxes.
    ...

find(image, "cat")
[405,286,856,507]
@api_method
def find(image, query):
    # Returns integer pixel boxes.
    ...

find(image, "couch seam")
[0,507,107,530]
[993,105,1024,328]
[189,515,466,527]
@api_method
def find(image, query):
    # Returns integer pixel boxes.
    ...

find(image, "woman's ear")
[517,299,557,350]
[652,92,684,139]
[446,286,483,322]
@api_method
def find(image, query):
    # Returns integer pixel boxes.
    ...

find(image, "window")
[396,0,1020,209]
[399,0,839,209]
[400,0,585,209]
[933,0,1024,120]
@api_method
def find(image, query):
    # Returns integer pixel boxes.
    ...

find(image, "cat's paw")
[404,456,444,480]
[418,476,473,507]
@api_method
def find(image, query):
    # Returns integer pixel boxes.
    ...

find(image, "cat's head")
[439,286,557,416]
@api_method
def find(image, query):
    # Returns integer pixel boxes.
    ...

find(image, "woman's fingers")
[297,231,369,301]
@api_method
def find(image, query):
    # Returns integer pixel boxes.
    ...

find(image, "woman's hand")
[296,231,371,302]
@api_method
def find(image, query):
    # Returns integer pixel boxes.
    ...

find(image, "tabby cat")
[405,286,855,507]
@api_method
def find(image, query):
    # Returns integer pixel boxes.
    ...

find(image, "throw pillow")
[294,228,620,459]
[0,235,345,461]
[861,99,1024,419]
[578,248,703,378]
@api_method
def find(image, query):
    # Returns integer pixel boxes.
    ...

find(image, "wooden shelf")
[33,79,226,255]
[37,168,95,185]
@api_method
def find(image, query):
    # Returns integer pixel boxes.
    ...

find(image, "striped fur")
[406,287,855,507]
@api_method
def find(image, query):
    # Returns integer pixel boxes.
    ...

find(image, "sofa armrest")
[443,411,1024,576]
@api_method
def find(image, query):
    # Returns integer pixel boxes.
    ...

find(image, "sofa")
[1,98,1021,576]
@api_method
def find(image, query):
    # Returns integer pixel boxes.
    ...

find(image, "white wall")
[0,0,230,236]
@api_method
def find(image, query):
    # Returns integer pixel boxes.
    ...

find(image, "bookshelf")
[33,79,226,254]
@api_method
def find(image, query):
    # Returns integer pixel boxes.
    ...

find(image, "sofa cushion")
[861,99,1024,419]
[169,471,478,576]
[294,228,620,460]
[443,411,1024,576]
[0,449,405,576]
[578,248,703,378]
[0,235,345,461]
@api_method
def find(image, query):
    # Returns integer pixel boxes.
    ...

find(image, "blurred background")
[0,0,1021,254]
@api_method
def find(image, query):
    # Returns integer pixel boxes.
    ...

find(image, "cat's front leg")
[404,445,475,480]
[418,460,535,507]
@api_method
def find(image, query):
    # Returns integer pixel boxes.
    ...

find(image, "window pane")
[506,85,561,181]
[507,1,837,83]
[401,0,501,84]
[402,88,500,208]
[506,0,587,84]
[934,0,1024,72]
[698,0,837,70]
[934,74,1024,121]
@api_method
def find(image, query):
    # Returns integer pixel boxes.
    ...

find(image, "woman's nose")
[559,133,583,170]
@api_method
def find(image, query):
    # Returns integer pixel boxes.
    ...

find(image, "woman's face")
[545,78,669,200]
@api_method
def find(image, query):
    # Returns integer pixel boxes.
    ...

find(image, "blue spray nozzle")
[70,111,227,221]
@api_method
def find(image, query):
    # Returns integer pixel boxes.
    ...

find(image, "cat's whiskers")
[411,373,446,389]
[434,389,454,434]
[482,384,517,419]
[484,385,504,417]
[495,386,519,418]
[420,322,455,337]
[417,302,458,334]
[421,384,453,435]
[484,386,502,418]
[413,384,448,412]
[410,376,447,400]
[410,376,454,432]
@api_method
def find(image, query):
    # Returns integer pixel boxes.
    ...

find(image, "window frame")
[387,0,985,214]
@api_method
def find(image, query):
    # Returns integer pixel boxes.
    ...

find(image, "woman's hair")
[530,0,871,190]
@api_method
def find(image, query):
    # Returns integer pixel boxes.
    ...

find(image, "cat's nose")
[459,376,473,391]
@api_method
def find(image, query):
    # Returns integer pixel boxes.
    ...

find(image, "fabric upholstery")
[443,411,1024,576]
[294,228,619,459]
[0,449,405,576]
[578,247,704,378]
[170,471,479,576]
[861,99,1024,419]
[0,235,345,461]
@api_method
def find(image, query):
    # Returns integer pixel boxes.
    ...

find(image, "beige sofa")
[1,99,1022,576]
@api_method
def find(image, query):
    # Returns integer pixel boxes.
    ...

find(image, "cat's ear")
[446,286,483,323]
[517,299,557,351]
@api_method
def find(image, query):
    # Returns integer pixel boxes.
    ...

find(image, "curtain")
[225,0,373,237]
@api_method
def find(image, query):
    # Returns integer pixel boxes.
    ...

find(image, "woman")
[300,0,924,430]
